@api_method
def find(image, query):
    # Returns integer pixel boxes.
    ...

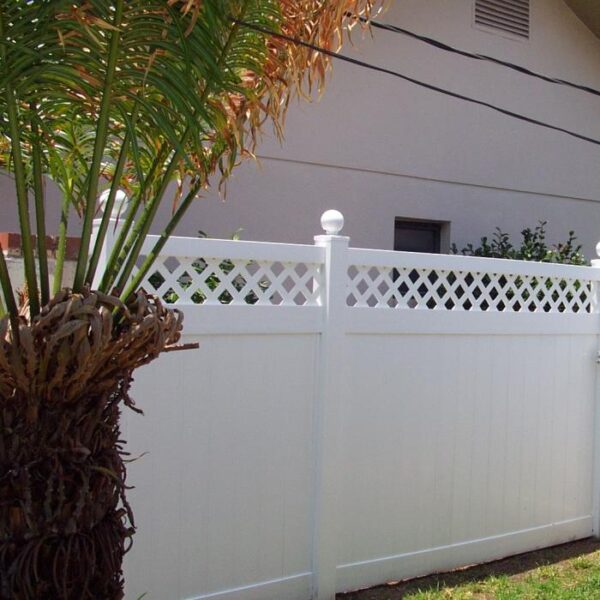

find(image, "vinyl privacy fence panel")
[111,212,600,600]
[124,333,318,600]
[337,333,595,590]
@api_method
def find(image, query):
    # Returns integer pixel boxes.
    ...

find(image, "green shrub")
[451,221,587,265]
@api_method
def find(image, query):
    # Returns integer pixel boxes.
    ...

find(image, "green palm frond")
[0,0,384,320]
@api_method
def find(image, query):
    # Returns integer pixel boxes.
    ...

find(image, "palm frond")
[0,0,386,315]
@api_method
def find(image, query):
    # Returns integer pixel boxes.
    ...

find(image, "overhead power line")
[357,16,600,99]
[234,19,600,148]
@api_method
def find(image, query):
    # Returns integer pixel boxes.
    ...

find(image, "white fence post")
[591,244,600,537]
[312,210,349,600]
[90,190,129,289]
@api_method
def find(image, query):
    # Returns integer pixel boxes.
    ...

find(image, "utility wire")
[356,16,600,99]
[234,18,600,148]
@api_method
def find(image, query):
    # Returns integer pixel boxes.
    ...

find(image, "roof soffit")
[564,0,600,38]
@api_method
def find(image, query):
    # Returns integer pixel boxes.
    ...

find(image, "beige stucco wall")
[1,0,600,256]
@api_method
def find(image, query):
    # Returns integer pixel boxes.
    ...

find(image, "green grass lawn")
[338,539,600,599]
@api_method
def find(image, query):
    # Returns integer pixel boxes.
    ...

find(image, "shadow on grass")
[337,538,600,599]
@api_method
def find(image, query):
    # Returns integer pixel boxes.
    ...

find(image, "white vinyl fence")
[111,211,600,600]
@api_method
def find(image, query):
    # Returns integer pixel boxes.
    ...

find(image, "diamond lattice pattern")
[347,266,594,313]
[142,256,321,306]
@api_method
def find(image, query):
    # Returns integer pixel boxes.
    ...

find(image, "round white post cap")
[321,210,344,235]
[99,189,129,218]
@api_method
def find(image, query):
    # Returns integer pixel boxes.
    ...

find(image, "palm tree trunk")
[0,289,184,599]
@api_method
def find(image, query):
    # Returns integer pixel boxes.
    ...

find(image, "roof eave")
[564,0,600,38]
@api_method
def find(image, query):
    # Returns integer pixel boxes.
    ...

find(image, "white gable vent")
[475,0,530,38]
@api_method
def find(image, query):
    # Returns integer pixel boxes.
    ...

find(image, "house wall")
[1,0,600,257]
[188,0,600,256]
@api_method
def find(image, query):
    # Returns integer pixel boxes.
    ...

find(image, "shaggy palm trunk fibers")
[0,289,184,599]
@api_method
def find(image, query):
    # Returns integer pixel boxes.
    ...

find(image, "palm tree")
[0,0,383,597]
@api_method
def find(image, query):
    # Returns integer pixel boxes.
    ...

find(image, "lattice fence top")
[347,264,595,313]
[136,234,600,314]
[141,254,322,307]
